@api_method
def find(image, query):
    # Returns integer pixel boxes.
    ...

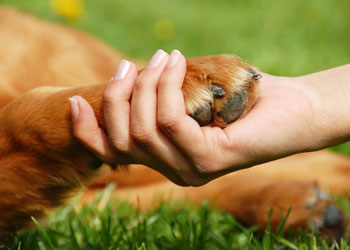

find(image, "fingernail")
[167,49,181,68]
[148,49,167,68]
[112,60,130,81]
[68,97,79,121]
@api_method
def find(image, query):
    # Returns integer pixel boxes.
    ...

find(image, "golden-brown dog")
[0,7,348,240]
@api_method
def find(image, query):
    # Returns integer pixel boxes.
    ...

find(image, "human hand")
[71,49,207,186]
[70,48,350,186]
[148,64,350,175]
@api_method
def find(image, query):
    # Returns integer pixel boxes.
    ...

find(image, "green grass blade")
[276,206,292,238]
[16,241,22,250]
[31,216,56,250]
[278,237,298,250]
[262,207,273,250]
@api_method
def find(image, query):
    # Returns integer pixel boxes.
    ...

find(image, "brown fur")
[0,7,348,239]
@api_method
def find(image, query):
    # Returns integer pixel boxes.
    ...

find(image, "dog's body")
[0,7,349,239]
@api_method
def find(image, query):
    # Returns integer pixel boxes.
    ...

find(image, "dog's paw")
[255,182,346,241]
[183,55,260,127]
[304,188,345,241]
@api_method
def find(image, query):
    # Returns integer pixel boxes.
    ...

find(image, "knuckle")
[109,135,130,154]
[103,92,118,107]
[176,166,212,187]
[188,164,218,185]
[180,174,208,187]
[196,167,213,176]
[158,113,178,131]
[134,74,150,92]
[190,179,209,187]
[131,124,152,146]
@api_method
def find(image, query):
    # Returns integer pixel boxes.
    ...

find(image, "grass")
[1,0,350,248]
[4,186,350,250]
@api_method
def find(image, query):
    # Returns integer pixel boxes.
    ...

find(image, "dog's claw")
[210,84,226,98]
[249,70,262,80]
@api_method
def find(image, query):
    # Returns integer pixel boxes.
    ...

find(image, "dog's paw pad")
[189,104,213,126]
[324,205,343,227]
[217,89,248,124]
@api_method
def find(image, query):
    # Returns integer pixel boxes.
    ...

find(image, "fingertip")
[110,60,138,81]
[69,96,97,132]
[159,50,186,91]
[69,95,87,106]
[68,96,79,121]
[129,61,138,73]
[147,49,169,69]
[157,51,187,119]
[69,95,93,122]
[104,61,138,101]
[68,96,118,164]
[166,49,186,70]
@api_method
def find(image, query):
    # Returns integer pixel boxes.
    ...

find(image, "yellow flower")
[154,19,176,41]
[51,0,83,22]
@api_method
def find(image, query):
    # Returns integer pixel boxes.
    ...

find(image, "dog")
[0,7,348,240]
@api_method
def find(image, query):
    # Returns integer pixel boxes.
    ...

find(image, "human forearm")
[297,64,350,150]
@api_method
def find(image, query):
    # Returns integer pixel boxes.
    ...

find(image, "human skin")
[70,49,350,186]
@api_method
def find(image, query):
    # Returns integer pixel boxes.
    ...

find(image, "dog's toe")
[318,203,346,242]
[307,189,346,241]
[189,105,213,126]
[217,89,248,124]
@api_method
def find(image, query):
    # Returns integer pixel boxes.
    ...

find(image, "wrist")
[297,64,350,149]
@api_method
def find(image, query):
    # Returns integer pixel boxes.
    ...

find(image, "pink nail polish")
[112,60,130,81]
[68,97,79,121]
[167,49,181,68]
[148,49,166,68]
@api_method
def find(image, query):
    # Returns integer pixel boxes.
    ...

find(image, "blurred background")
[2,0,349,75]
[1,0,350,151]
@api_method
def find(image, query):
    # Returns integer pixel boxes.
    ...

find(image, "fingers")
[69,96,117,163]
[70,50,221,186]
[70,55,190,184]
[157,50,206,158]
[156,50,236,176]
[131,49,169,144]
[71,60,139,164]
[129,50,194,182]
[103,60,137,155]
